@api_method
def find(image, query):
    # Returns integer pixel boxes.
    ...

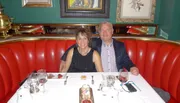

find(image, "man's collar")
[102,39,113,47]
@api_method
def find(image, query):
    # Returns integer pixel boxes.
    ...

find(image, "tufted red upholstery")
[119,38,180,103]
[0,37,179,103]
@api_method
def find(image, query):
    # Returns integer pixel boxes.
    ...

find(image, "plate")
[47,73,65,79]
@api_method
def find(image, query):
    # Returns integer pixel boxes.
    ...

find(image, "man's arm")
[59,44,76,72]
[91,37,101,49]
[61,44,77,61]
[121,43,139,75]
[121,43,135,70]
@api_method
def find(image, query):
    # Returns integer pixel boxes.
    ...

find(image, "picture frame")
[116,0,156,22]
[60,0,110,18]
[22,0,53,7]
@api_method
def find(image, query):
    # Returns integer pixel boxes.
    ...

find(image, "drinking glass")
[28,73,40,94]
[100,75,115,96]
[37,69,47,84]
[37,69,47,93]
[119,68,129,85]
[106,75,115,87]
[100,75,118,99]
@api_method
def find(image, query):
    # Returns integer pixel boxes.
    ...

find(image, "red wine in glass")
[119,75,128,83]
[37,69,47,84]
[39,78,47,84]
[119,68,129,84]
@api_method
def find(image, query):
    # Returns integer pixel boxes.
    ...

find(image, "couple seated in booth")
[60,21,139,75]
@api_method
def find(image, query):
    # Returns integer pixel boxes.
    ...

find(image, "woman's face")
[76,33,89,49]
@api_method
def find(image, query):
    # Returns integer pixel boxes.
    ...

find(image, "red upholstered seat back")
[119,39,180,103]
[0,38,179,103]
[0,39,76,102]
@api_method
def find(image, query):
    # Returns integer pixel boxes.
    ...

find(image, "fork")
[97,84,102,91]
[64,76,68,85]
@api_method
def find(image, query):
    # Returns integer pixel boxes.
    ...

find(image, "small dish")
[80,75,87,80]
[47,73,64,79]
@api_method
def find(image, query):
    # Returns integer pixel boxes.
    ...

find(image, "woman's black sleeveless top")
[68,47,96,72]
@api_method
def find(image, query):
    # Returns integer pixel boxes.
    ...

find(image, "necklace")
[78,47,90,56]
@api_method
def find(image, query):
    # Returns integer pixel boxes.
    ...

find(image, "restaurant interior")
[0,0,180,103]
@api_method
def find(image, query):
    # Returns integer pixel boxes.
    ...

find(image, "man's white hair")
[98,21,113,32]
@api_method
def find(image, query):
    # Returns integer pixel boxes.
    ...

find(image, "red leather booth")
[0,36,180,103]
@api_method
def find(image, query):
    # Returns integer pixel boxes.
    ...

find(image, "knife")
[64,76,68,85]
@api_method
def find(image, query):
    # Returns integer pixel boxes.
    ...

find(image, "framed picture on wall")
[116,0,156,22]
[22,0,53,7]
[60,0,110,18]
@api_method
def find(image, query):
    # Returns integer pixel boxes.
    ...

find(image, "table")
[8,72,165,103]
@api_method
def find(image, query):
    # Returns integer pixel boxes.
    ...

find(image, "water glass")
[27,73,40,94]
[106,75,115,87]
[100,75,115,94]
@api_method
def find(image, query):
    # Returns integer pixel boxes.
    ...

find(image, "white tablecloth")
[8,72,165,103]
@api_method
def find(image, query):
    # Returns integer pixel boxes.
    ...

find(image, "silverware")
[91,76,94,84]
[116,76,119,79]
[102,74,105,80]
[97,84,102,91]
[64,76,68,85]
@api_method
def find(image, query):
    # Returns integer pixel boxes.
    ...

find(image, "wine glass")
[28,73,40,94]
[37,69,47,93]
[37,69,47,84]
[119,68,129,85]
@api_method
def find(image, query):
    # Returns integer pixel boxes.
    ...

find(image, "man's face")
[99,24,113,42]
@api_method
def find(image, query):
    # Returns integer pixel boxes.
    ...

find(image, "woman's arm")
[61,48,74,72]
[59,60,65,72]
[93,50,104,72]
